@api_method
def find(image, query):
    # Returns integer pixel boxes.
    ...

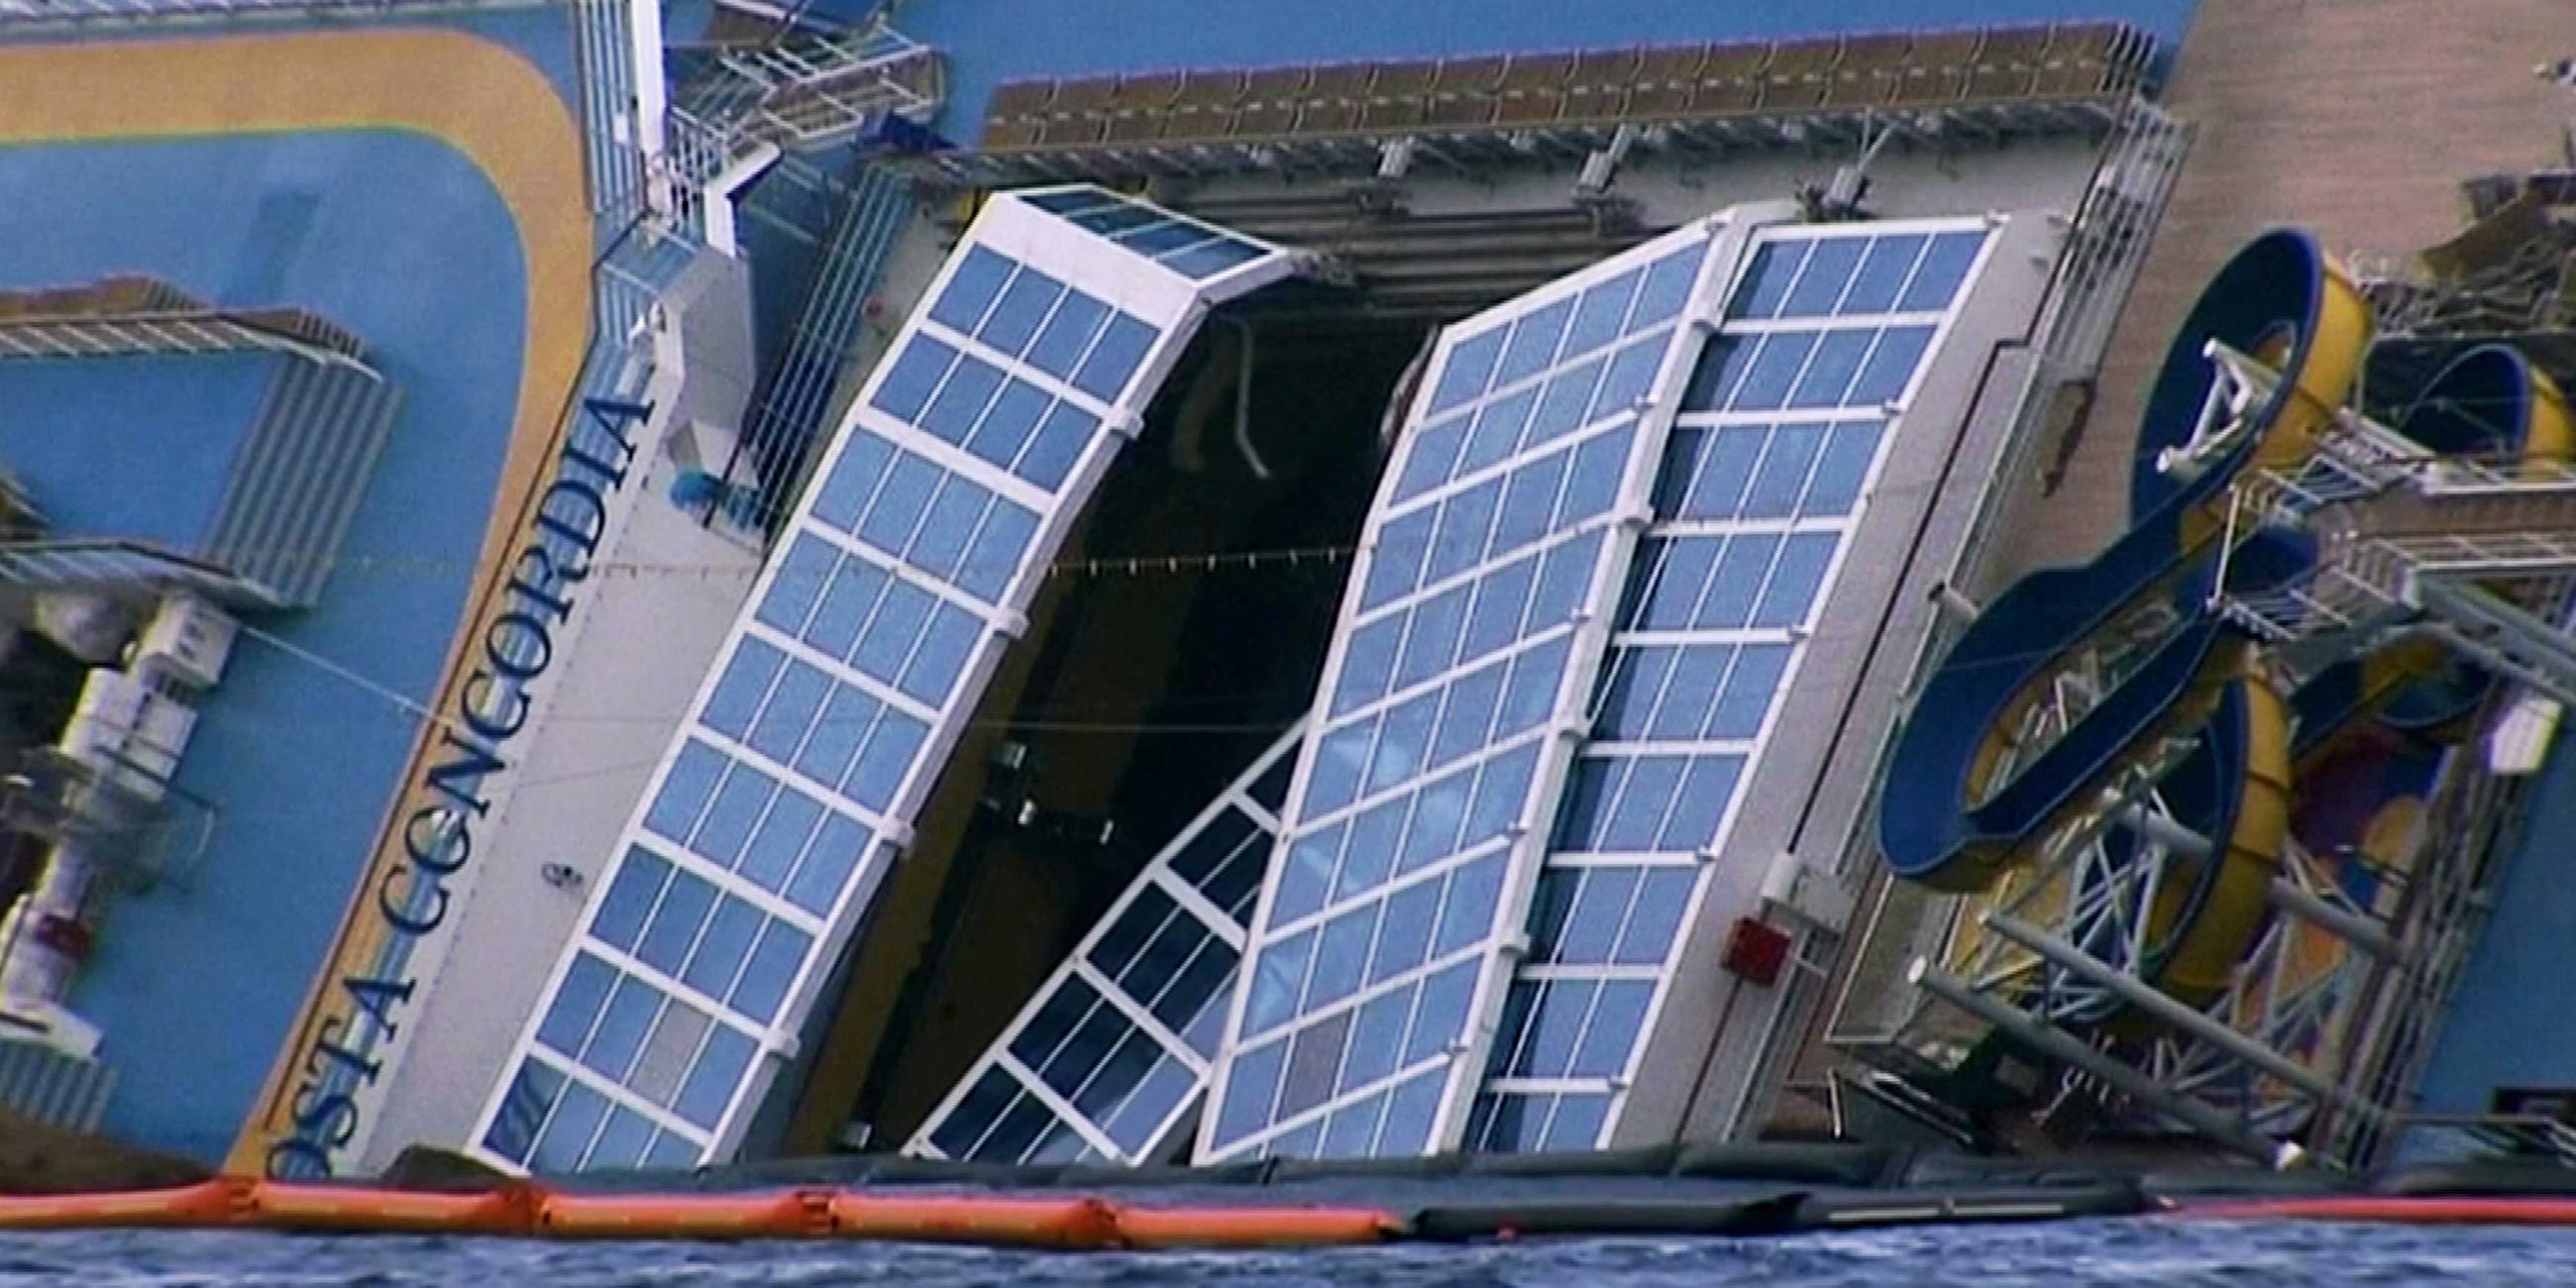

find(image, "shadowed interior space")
[773,312,1430,1156]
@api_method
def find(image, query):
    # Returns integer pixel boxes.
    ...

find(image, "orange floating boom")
[0,1179,1405,1246]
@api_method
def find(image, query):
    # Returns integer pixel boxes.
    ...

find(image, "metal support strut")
[1910,958,2297,1167]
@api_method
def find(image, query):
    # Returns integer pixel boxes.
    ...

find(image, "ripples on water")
[5,1220,2576,1287]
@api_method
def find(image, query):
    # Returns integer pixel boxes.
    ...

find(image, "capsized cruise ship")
[5,0,2576,1185]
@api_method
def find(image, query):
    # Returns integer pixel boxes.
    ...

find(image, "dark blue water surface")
[1,1221,2572,1287]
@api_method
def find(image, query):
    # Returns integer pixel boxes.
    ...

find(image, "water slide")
[2288,343,2576,756]
[1878,230,2371,1008]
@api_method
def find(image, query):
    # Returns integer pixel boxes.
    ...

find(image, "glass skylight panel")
[1202,220,1744,1164]
[1467,220,1993,1151]
[476,187,1304,1172]
[909,729,1302,1166]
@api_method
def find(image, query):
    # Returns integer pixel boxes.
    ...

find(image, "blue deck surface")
[887,0,2202,135]
[2414,729,2576,1115]
[0,129,528,1163]
[0,353,276,551]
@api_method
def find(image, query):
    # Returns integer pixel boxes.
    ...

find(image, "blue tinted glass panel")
[1560,422,1633,522]
[1072,312,1157,400]
[1839,234,1926,314]
[538,952,615,1054]
[1116,219,1205,254]
[1713,644,1789,738]
[870,335,955,422]
[1592,331,1665,419]
[1491,450,1569,555]
[978,267,1065,357]
[1523,356,1604,449]
[483,1058,563,1164]
[1618,868,1698,963]
[1742,424,1825,519]
[1629,247,1702,328]
[786,817,866,915]
[1661,756,1742,848]
[738,787,818,893]
[1566,268,1642,357]
[1430,328,1504,412]
[1425,482,1500,587]
[745,659,828,763]
[589,1107,655,1169]
[590,849,669,952]
[1022,187,1120,216]
[1730,333,1815,412]
[1643,647,1723,741]
[1018,402,1096,491]
[1368,879,1439,986]
[674,1024,754,1129]
[531,1081,607,1172]
[1213,1036,1288,1144]
[810,432,895,535]
[1071,203,1158,236]
[964,378,1049,471]
[855,451,938,555]
[1359,509,1432,612]
[1753,531,1838,629]
[644,741,724,842]
[1574,982,1654,1076]
[793,683,874,790]
[584,976,660,1081]
[1789,330,1873,409]
[755,535,834,635]
[702,637,783,741]
[899,603,981,706]
[1803,421,1881,515]
[730,919,811,1023]
[1460,556,1538,655]
[850,579,932,686]
[1403,960,1477,1065]
[846,709,925,810]
[1165,236,1265,279]
[1680,337,1754,412]
[1494,297,1573,389]
[917,353,1003,445]
[635,868,716,975]
[1728,242,1805,320]
[682,897,762,1000]
[803,557,886,663]
[1849,326,1934,406]
[693,761,773,867]
[1333,615,1401,716]
[1698,534,1778,629]
[1680,426,1764,519]
[957,499,1037,602]
[929,247,1013,332]
[1899,231,1986,311]
[1433,852,1505,955]
[1395,414,1469,503]
[1544,1094,1611,1150]
[1779,238,1866,317]
[1024,289,1109,381]
[1634,537,1712,630]
[1393,585,1470,693]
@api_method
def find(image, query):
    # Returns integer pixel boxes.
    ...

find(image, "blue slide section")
[1878,231,2348,894]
